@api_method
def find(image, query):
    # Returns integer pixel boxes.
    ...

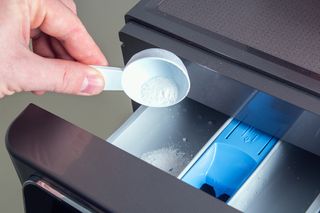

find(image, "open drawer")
[6,97,320,212]
[107,97,320,212]
[6,102,238,213]
[108,98,229,177]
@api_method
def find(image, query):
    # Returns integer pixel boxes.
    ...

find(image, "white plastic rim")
[121,48,190,107]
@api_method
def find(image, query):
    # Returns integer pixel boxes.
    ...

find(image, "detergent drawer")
[6,101,320,213]
[229,141,320,213]
[6,104,238,213]
[107,98,229,177]
[108,97,320,212]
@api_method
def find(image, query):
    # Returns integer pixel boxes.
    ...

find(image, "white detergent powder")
[140,77,178,106]
[140,147,188,176]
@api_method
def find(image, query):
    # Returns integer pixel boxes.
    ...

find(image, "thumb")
[15,53,105,95]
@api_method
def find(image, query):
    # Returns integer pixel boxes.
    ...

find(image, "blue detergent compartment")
[181,119,277,202]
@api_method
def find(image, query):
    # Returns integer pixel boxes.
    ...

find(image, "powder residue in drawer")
[140,147,188,176]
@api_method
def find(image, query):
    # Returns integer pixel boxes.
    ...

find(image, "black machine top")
[158,0,320,77]
[125,0,320,112]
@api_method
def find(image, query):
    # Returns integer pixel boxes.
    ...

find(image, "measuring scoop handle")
[91,65,123,91]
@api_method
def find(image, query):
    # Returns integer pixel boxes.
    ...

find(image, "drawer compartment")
[6,101,320,212]
[108,97,320,212]
[6,104,236,212]
[108,98,229,176]
[181,120,277,201]
[228,141,320,213]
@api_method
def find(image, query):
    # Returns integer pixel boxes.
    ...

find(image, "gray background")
[0,0,139,212]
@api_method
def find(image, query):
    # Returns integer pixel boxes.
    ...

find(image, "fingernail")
[80,69,104,95]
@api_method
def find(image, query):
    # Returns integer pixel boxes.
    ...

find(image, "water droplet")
[182,137,187,142]
[208,121,213,125]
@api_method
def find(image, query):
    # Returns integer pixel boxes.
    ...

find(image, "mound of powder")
[140,147,187,176]
[140,76,178,106]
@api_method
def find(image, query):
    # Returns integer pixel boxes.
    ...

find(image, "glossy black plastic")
[6,104,238,213]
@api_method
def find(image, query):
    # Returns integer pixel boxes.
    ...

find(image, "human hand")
[0,0,108,98]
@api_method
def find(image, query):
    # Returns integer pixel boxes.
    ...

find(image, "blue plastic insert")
[181,119,277,201]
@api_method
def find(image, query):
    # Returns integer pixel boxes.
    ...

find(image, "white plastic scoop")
[92,48,190,107]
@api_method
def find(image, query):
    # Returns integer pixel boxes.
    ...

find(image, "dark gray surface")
[6,104,239,213]
[229,142,320,213]
[158,0,320,75]
[108,98,229,176]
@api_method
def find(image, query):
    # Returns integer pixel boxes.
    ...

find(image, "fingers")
[10,51,105,95]
[32,32,55,58]
[32,0,107,65]
[32,91,46,96]
[32,32,75,61]
[32,33,73,96]
[59,0,77,14]
[49,37,74,60]
[31,33,54,95]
